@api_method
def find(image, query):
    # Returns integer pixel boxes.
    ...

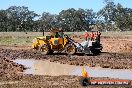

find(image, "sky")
[1,0,132,15]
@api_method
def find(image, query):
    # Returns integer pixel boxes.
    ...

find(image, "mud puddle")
[13,59,132,80]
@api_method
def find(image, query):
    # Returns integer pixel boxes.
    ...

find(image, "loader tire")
[91,49,101,55]
[49,50,54,54]
[39,44,50,55]
[66,44,76,55]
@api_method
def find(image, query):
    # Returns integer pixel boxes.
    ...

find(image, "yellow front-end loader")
[32,29,77,55]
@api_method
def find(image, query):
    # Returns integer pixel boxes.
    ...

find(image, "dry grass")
[0,31,132,46]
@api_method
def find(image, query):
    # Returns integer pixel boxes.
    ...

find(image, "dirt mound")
[0,57,25,81]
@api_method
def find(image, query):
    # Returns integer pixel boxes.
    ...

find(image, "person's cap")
[85,30,87,32]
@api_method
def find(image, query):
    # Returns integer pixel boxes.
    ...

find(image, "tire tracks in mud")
[0,48,132,69]
[0,81,19,85]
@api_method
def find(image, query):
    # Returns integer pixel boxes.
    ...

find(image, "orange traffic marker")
[82,67,89,78]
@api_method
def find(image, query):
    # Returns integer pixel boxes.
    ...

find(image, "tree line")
[0,0,132,32]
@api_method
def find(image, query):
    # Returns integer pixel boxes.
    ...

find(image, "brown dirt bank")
[0,48,132,69]
[0,56,25,81]
[0,75,132,88]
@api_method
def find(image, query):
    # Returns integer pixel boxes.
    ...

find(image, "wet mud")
[0,36,131,87]
[0,48,131,69]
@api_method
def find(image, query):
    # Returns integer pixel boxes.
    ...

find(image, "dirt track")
[0,35,132,87]
[101,36,132,53]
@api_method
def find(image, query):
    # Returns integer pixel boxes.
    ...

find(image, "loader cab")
[49,29,67,51]
[54,31,64,38]
[52,32,65,46]
[55,32,60,38]
[45,35,52,40]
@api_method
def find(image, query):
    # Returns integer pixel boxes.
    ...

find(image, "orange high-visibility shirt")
[84,32,89,38]
[91,33,95,38]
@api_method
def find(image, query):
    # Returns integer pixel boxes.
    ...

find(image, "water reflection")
[13,59,132,80]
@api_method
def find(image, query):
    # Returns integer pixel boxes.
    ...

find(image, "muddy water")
[13,59,132,80]
[13,59,76,76]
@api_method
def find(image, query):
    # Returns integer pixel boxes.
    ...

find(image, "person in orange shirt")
[84,30,89,41]
[91,31,95,41]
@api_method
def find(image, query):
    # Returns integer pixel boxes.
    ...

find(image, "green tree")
[97,0,116,31]
[0,10,9,31]
[114,4,132,31]
[58,8,95,32]
[6,6,39,32]
[38,12,58,32]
